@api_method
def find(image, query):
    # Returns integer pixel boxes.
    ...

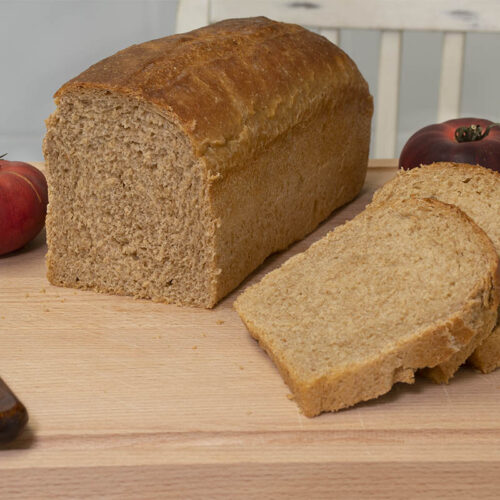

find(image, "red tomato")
[399,118,500,172]
[0,156,48,255]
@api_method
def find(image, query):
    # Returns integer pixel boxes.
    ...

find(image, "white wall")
[1,1,499,161]
[0,0,179,161]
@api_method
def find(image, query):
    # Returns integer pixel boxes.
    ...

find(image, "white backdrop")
[1,0,499,161]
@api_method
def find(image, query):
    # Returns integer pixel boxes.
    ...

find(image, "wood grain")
[1,161,499,498]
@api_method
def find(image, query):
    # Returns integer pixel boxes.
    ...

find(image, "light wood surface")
[1,160,500,499]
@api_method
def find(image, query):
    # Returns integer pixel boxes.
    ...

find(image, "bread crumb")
[216,320,225,325]
[239,365,244,370]
[0,316,5,320]
[44,308,50,312]
[40,288,46,293]
[202,333,207,338]
[192,345,197,350]
[25,293,30,298]
[60,299,66,303]
[246,410,253,415]
[286,393,294,400]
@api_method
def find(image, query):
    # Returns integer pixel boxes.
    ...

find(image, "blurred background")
[1,0,499,161]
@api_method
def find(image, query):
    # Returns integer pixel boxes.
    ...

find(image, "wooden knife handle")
[0,377,28,444]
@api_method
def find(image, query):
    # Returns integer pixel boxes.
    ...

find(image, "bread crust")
[54,17,373,173]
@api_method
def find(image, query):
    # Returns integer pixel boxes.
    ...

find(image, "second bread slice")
[371,163,500,378]
[234,198,499,417]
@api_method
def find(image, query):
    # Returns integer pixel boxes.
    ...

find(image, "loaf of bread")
[371,163,500,378]
[234,198,499,416]
[42,17,373,307]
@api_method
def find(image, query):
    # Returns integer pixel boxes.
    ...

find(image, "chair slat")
[319,28,340,46]
[176,0,210,33]
[210,0,500,33]
[437,32,465,122]
[374,30,402,158]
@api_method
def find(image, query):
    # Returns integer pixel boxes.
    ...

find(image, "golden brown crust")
[54,17,372,170]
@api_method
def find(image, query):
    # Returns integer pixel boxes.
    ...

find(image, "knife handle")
[0,377,28,444]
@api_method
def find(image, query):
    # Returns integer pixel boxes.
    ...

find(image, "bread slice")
[234,198,499,416]
[42,17,372,308]
[371,163,500,378]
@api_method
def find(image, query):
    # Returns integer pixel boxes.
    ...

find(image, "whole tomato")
[0,156,48,255]
[399,118,500,171]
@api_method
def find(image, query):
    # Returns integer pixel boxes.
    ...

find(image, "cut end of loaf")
[43,89,219,308]
[235,198,500,417]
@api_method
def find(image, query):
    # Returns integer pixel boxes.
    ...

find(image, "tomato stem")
[455,123,500,143]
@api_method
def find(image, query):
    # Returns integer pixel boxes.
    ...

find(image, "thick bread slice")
[43,17,372,308]
[371,163,500,378]
[234,198,499,417]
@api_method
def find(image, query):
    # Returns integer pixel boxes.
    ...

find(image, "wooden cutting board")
[1,161,499,499]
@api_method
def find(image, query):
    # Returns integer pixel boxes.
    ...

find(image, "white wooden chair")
[176,0,500,158]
